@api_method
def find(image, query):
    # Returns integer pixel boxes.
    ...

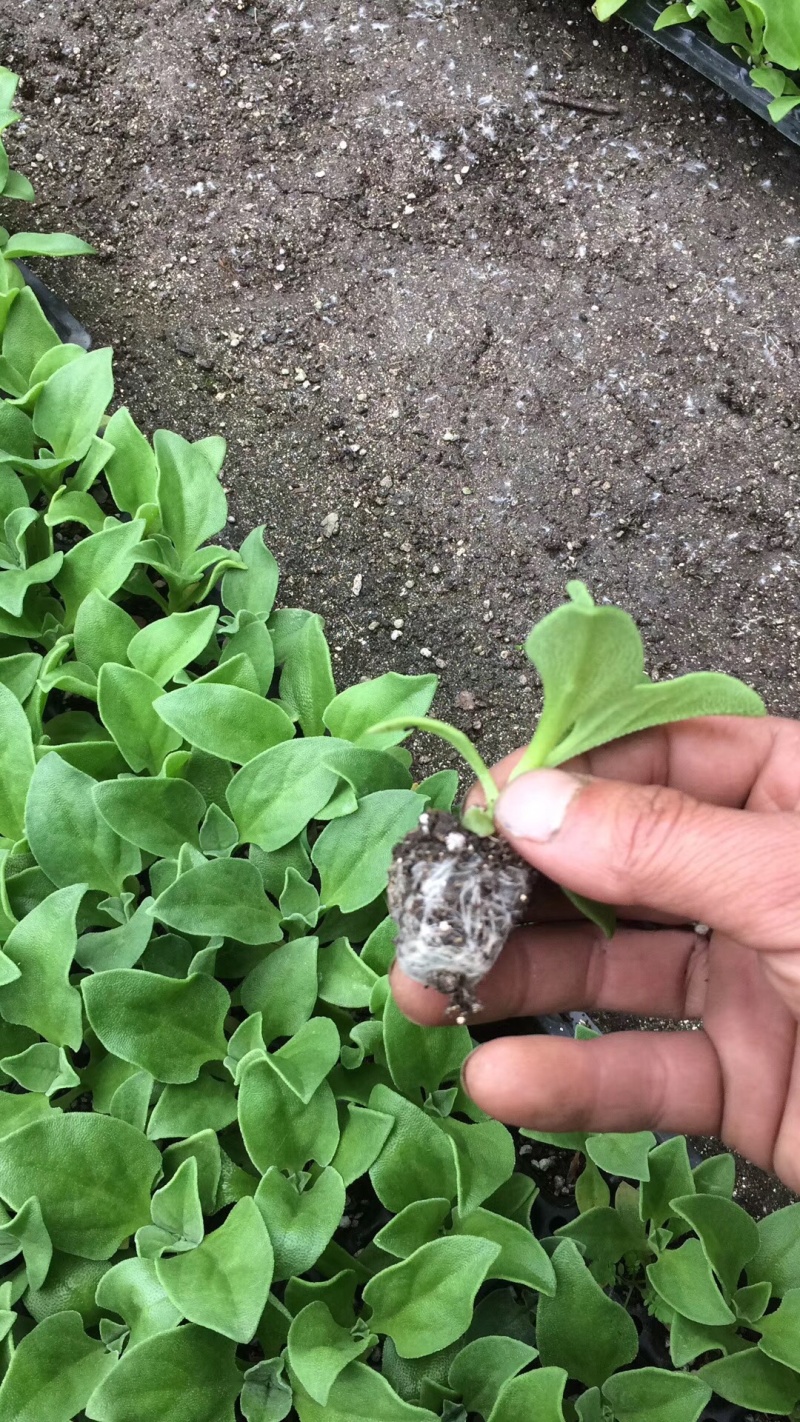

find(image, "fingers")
[494,769,800,954]
[390,921,710,1025]
[461,1030,723,1140]
[465,716,788,814]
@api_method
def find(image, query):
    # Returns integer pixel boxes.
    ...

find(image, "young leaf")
[240,1358,294,1422]
[147,1073,237,1140]
[0,1195,52,1290]
[368,1085,457,1212]
[254,1166,346,1280]
[227,738,354,852]
[154,429,227,563]
[32,346,112,461]
[128,605,218,686]
[54,518,145,628]
[448,1337,538,1419]
[98,663,182,774]
[516,582,764,774]
[442,1117,516,1217]
[374,1199,451,1259]
[329,1103,394,1188]
[76,897,154,973]
[103,407,158,517]
[0,882,83,1046]
[363,1235,500,1358]
[155,681,294,763]
[647,1238,736,1325]
[698,1347,800,1415]
[85,1324,242,1422]
[0,1310,115,1422]
[94,777,206,859]
[288,1301,375,1406]
[317,936,377,1007]
[136,1156,204,1260]
[221,524,279,618]
[0,1113,160,1259]
[536,1239,638,1387]
[755,1287,800,1370]
[669,1192,758,1295]
[313,789,426,912]
[239,1057,340,1174]
[640,1135,695,1228]
[693,1151,736,1199]
[279,613,336,736]
[1,1041,79,1095]
[748,1202,800,1296]
[156,1197,273,1343]
[383,995,471,1097]
[585,1131,655,1182]
[323,672,438,749]
[94,1257,183,1347]
[0,681,35,838]
[291,1360,438,1422]
[452,1206,556,1294]
[81,969,229,1084]
[240,936,318,1041]
[152,857,283,945]
[487,1368,568,1422]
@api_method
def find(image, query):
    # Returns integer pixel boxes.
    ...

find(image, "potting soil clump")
[388,808,537,1021]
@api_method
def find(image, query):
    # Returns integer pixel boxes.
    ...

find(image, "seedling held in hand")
[374,581,765,1015]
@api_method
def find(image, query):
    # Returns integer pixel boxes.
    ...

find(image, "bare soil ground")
[3,0,799,1226]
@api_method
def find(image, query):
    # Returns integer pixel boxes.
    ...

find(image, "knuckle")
[609,782,692,899]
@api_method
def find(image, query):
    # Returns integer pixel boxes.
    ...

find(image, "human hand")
[390,716,800,1193]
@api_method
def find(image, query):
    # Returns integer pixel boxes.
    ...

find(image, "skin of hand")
[390,715,800,1193]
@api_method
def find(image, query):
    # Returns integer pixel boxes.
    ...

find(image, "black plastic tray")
[15,261,92,349]
[622,0,800,146]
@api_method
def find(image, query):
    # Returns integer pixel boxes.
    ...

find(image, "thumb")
[494,768,800,952]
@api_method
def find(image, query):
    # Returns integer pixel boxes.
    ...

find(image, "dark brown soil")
[3,0,799,1230]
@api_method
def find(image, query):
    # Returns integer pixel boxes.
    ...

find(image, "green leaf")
[575,1157,610,1213]
[241,936,318,1041]
[147,1073,237,1140]
[0,1195,52,1289]
[0,650,41,701]
[4,231,95,259]
[154,429,227,562]
[280,866,320,930]
[26,755,139,894]
[330,1103,394,1187]
[375,1199,451,1259]
[291,1360,438,1422]
[24,1252,110,1327]
[31,345,111,462]
[452,1206,556,1293]
[1,287,59,386]
[0,1089,50,1138]
[0,1310,114,1422]
[748,1202,800,1296]
[669,1193,758,1294]
[288,1301,375,1406]
[640,1135,694,1228]
[241,1359,293,1422]
[653,1,692,26]
[756,1287,800,1369]
[54,518,145,627]
[94,777,206,858]
[734,1279,772,1324]
[1,1041,79,1095]
[155,681,295,762]
[592,0,631,19]
[219,617,274,694]
[698,1347,800,1414]
[85,1324,242,1422]
[487,1368,568,1422]
[0,883,83,1047]
[585,1131,655,1181]
[647,1237,736,1325]
[313,790,426,912]
[368,1085,457,1212]
[153,857,283,945]
[324,672,438,749]
[268,1016,341,1103]
[98,663,182,774]
[254,1165,346,1280]
[448,1336,538,1417]
[278,613,336,736]
[0,681,35,838]
[383,995,471,1096]
[76,897,154,972]
[317,936,377,1007]
[555,1204,634,1267]
[669,1312,743,1368]
[0,1113,160,1258]
[693,1152,736,1199]
[136,1156,204,1259]
[128,606,218,686]
[442,1117,516,1217]
[601,1368,711,1422]
[155,1197,272,1343]
[285,1271,358,1327]
[227,737,355,851]
[518,583,764,773]
[82,969,229,1084]
[365,1235,500,1358]
[103,407,158,517]
[95,1257,183,1347]
[221,525,279,617]
[239,1057,340,1173]
[536,1240,638,1387]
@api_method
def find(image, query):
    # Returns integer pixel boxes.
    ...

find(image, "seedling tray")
[621,0,800,146]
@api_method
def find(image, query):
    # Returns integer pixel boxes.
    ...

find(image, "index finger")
[465,715,782,813]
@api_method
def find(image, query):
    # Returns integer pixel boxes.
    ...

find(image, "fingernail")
[496,768,584,842]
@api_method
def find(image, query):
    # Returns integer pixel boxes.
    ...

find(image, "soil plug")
[373,581,766,1019]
